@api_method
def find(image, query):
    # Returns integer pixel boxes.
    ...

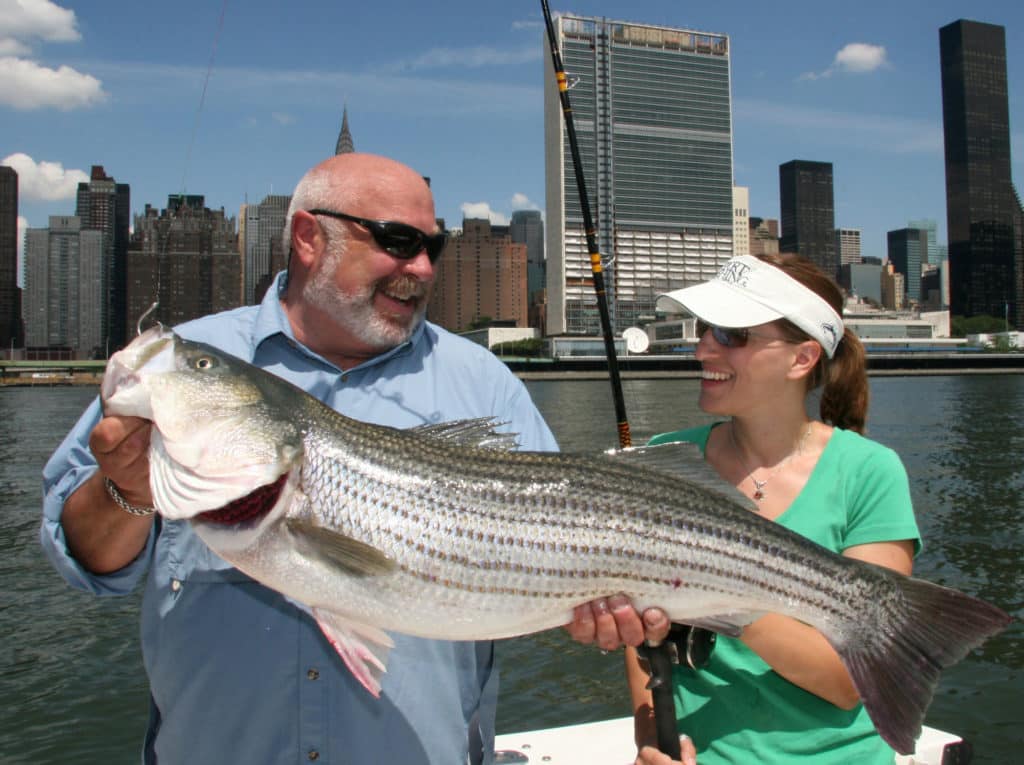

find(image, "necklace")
[729,422,812,502]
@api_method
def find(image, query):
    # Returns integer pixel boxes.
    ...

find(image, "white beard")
[303,247,429,351]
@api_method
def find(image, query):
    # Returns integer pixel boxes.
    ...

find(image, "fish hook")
[137,301,161,336]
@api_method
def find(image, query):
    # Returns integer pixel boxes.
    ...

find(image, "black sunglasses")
[307,209,447,263]
[696,319,787,348]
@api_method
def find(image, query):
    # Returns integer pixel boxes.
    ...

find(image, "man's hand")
[565,597,671,650]
[89,415,153,507]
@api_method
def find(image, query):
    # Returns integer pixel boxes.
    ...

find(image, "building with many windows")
[733,187,750,256]
[544,14,734,335]
[427,218,528,332]
[23,216,105,356]
[243,194,291,304]
[0,166,20,352]
[887,227,929,303]
[836,228,862,265]
[780,160,837,280]
[126,195,239,336]
[940,19,1022,326]
[75,165,130,352]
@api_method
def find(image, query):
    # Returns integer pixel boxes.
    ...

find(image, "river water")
[1,377,1021,763]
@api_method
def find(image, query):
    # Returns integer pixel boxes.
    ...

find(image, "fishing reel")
[637,623,716,684]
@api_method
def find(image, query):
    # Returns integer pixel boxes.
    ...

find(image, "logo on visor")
[821,323,838,348]
[717,260,752,286]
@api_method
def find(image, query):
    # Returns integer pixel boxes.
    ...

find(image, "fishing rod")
[538,3,680,760]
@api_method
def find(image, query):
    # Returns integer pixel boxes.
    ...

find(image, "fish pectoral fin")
[604,443,755,510]
[286,519,396,577]
[409,417,519,451]
[313,607,395,697]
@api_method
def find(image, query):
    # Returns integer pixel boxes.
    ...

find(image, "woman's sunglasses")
[307,209,448,263]
[696,319,787,348]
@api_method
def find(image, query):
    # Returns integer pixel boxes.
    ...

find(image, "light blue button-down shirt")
[40,273,558,764]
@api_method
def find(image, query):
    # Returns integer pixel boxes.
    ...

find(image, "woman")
[628,253,921,765]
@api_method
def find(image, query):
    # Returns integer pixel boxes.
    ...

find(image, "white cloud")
[387,45,540,73]
[271,111,296,125]
[461,202,509,225]
[0,37,30,56]
[734,99,942,154]
[0,0,80,46]
[834,43,888,73]
[1,153,88,200]
[0,56,106,109]
[800,42,888,81]
[511,192,540,211]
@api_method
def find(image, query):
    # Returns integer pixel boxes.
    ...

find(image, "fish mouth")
[196,473,290,526]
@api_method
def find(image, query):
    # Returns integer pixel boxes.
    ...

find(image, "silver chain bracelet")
[103,476,156,517]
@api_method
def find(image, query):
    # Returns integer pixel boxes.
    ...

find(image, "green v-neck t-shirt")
[648,423,921,764]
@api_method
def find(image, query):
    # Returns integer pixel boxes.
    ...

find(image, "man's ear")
[788,340,822,381]
[290,211,322,269]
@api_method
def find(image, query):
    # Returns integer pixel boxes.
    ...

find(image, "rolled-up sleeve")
[39,397,155,595]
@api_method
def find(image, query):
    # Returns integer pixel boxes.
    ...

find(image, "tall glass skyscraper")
[544,15,734,335]
[75,166,130,353]
[939,19,1022,326]
[0,166,20,351]
[779,160,837,280]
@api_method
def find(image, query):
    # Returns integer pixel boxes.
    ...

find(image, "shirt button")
[307,668,319,680]
[171,579,182,592]
[340,374,349,382]
[307,750,320,761]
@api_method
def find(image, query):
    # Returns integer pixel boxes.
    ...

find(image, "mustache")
[378,275,427,301]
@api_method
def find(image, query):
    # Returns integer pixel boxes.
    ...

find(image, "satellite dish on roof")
[622,327,650,354]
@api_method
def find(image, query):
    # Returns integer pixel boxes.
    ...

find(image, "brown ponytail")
[757,253,870,434]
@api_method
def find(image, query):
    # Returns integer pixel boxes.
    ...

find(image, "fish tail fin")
[837,576,1010,755]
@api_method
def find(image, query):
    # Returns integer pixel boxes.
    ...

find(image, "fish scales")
[296,414,870,636]
[99,326,1011,755]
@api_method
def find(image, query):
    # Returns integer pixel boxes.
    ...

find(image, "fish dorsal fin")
[603,442,756,511]
[286,519,396,577]
[409,417,519,451]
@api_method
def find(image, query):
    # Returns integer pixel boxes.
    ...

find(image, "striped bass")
[101,326,1010,755]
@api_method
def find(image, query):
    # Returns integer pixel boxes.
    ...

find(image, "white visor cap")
[656,255,844,358]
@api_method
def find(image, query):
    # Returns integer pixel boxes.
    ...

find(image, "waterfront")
[1,378,1021,763]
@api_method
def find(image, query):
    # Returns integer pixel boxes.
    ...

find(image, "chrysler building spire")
[335,106,355,155]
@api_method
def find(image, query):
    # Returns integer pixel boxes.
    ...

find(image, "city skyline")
[3,0,1023,279]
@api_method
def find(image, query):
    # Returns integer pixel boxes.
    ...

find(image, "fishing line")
[180,0,229,196]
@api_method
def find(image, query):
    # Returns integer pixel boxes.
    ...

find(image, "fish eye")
[194,356,215,370]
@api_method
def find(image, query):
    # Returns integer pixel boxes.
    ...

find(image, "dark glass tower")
[76,166,131,353]
[779,160,837,281]
[0,166,21,351]
[940,19,1021,325]
[887,227,929,303]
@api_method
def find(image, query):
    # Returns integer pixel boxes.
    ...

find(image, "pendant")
[752,478,767,502]
[753,489,765,501]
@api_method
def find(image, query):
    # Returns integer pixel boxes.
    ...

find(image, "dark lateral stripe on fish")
[354,499,851,617]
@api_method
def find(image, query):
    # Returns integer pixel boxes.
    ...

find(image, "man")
[41,153,659,764]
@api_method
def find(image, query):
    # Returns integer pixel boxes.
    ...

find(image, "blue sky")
[3,0,1023,277]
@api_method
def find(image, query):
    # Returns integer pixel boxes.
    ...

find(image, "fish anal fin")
[286,519,395,577]
[313,607,395,697]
